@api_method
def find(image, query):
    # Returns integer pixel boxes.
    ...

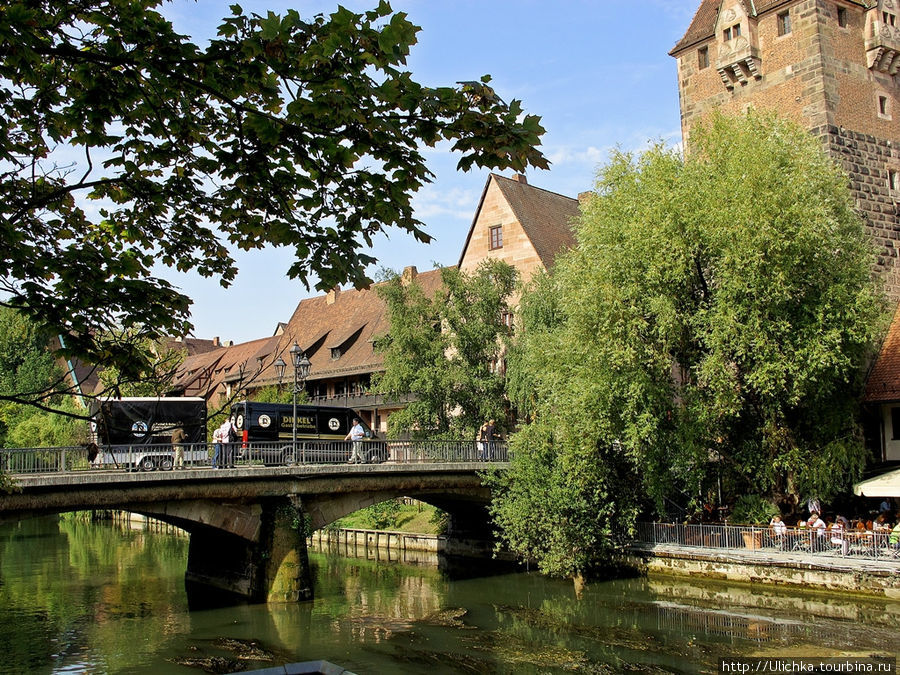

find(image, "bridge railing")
[0,439,509,475]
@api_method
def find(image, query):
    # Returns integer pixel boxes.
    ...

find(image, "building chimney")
[578,191,593,205]
[401,266,418,284]
[512,173,527,184]
[213,337,220,347]
[326,286,341,305]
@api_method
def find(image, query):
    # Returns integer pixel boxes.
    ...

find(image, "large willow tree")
[491,112,887,580]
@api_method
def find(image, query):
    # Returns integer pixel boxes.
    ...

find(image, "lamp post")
[289,342,311,454]
[273,356,287,391]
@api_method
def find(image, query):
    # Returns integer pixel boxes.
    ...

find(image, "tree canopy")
[0,0,548,382]
[0,307,88,451]
[374,259,517,438]
[490,111,887,579]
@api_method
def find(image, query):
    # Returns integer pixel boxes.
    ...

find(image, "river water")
[0,516,897,674]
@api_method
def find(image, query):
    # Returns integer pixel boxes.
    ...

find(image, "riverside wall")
[629,545,900,599]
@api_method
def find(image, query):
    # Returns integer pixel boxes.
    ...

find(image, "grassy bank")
[330,499,444,535]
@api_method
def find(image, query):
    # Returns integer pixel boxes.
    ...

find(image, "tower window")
[879,95,890,118]
[837,7,848,27]
[489,225,503,250]
[890,169,900,192]
[698,46,709,70]
[723,24,741,41]
[777,11,791,36]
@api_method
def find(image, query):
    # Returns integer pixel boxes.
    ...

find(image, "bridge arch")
[1,463,502,602]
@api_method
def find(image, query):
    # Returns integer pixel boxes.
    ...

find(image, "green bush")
[729,494,779,525]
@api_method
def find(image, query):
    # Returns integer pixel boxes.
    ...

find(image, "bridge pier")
[185,496,312,603]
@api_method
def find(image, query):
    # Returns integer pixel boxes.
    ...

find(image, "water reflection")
[0,517,897,674]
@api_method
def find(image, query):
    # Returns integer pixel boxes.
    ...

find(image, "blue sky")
[159,0,697,344]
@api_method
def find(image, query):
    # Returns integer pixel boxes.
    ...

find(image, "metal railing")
[0,439,508,475]
[635,522,900,562]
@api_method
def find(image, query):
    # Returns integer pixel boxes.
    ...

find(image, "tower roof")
[670,0,872,55]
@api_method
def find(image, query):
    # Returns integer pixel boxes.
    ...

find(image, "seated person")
[873,514,892,547]
[808,512,826,551]
[889,522,900,551]
[830,516,849,555]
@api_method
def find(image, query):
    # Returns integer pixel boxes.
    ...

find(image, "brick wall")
[816,124,900,298]
[674,0,900,300]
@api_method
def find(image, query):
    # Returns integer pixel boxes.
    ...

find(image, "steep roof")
[172,335,280,401]
[670,0,872,55]
[257,267,447,386]
[163,336,222,356]
[670,0,722,55]
[458,173,579,271]
[866,307,900,403]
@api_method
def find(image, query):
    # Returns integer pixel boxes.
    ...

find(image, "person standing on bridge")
[212,420,230,469]
[345,417,365,464]
[171,427,186,469]
[484,419,496,461]
[477,422,489,461]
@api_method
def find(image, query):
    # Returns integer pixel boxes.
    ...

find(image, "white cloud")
[412,185,480,222]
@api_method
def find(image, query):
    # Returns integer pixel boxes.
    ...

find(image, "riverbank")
[308,527,514,561]
[631,543,900,598]
[312,526,900,597]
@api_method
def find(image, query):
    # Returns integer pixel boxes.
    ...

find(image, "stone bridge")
[0,462,503,603]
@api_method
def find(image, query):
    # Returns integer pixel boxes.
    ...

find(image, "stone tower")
[671,0,900,299]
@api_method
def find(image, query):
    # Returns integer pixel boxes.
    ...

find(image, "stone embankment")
[308,527,511,561]
[630,544,900,598]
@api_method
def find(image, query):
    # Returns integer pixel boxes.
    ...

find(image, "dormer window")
[331,347,341,360]
[723,23,741,41]
[884,11,896,26]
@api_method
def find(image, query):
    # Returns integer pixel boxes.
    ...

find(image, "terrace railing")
[634,521,900,562]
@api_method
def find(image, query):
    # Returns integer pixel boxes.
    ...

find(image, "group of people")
[477,420,497,461]
[211,418,238,469]
[768,502,900,554]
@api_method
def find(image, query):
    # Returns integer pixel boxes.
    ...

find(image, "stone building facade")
[458,173,579,288]
[171,173,580,435]
[672,0,900,299]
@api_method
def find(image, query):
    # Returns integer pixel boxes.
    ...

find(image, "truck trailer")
[90,397,208,470]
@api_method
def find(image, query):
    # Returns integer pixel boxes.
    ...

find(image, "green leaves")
[1,0,547,383]
[374,260,517,439]
[495,111,887,579]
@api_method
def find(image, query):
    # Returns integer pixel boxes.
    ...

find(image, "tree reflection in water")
[0,517,897,674]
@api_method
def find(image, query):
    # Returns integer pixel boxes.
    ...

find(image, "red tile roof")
[255,267,447,387]
[670,0,722,55]
[172,335,280,403]
[866,306,900,403]
[670,0,871,55]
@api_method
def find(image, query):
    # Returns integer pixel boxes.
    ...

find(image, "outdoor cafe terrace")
[634,522,900,574]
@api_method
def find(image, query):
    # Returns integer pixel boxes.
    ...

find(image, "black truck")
[230,400,386,464]
[90,397,207,470]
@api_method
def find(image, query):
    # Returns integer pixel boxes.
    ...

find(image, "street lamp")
[289,342,311,454]
[273,356,287,389]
